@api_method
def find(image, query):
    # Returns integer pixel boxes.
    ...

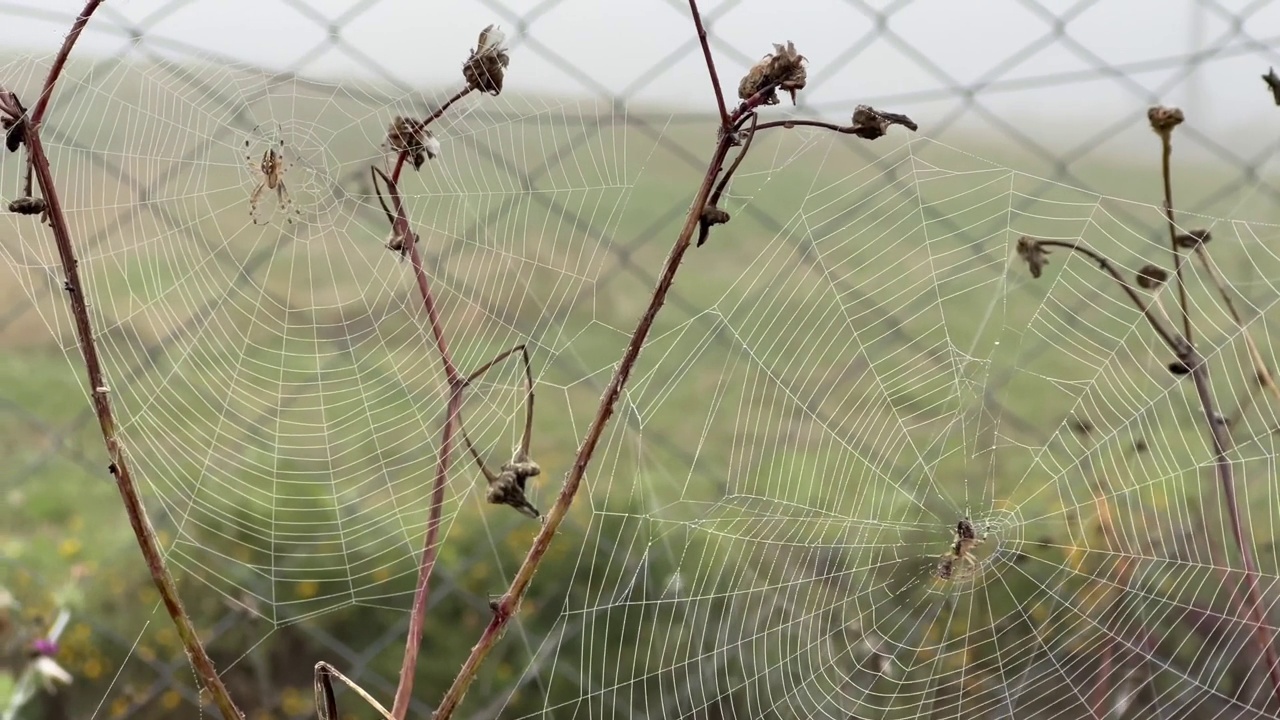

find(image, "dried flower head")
[463,24,510,96]
[1147,105,1184,135]
[386,116,440,171]
[8,196,45,216]
[1136,264,1169,290]
[849,105,919,140]
[1016,236,1050,279]
[738,41,807,106]
[697,205,731,247]
[1174,228,1211,248]
[385,227,418,261]
[1264,67,1280,106]
[486,453,542,519]
[0,88,27,153]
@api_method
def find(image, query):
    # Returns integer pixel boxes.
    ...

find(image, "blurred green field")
[4,54,1280,719]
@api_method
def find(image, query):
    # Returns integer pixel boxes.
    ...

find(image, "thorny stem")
[1037,238,1280,709]
[29,0,104,126]
[687,0,729,129]
[22,3,245,719]
[431,45,837,718]
[385,86,473,720]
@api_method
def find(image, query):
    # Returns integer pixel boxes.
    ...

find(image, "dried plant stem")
[431,107,742,720]
[29,0,104,125]
[688,0,729,128]
[382,90,472,720]
[1039,239,1280,709]
[25,3,244,718]
[1157,129,1193,345]
[1192,246,1280,409]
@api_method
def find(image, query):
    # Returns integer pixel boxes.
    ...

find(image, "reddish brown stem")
[688,0,729,129]
[29,0,104,125]
[386,88,475,719]
[1037,238,1280,709]
[431,106,741,720]
[22,3,245,718]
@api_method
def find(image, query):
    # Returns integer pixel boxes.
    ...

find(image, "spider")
[243,129,300,225]
[458,344,542,520]
[935,517,987,581]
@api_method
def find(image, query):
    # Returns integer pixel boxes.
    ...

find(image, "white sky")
[1,0,1279,160]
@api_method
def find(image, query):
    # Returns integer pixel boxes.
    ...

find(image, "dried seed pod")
[7,196,45,215]
[463,24,510,96]
[738,41,807,106]
[0,89,26,153]
[1264,67,1280,106]
[696,205,731,247]
[849,105,918,140]
[1174,228,1211,248]
[1147,105,1184,135]
[1136,264,1169,290]
[386,116,440,170]
[1016,236,1050,279]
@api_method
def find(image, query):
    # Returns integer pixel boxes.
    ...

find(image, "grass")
[2,53,1280,718]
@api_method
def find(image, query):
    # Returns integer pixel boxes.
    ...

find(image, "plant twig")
[429,22,917,717]
[382,88,473,720]
[431,118,737,720]
[688,0,729,129]
[19,3,245,718]
[1190,244,1280,412]
[1029,237,1280,709]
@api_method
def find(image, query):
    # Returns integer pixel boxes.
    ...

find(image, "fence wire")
[2,1,1280,718]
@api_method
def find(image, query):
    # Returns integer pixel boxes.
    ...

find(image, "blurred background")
[2,1,1280,719]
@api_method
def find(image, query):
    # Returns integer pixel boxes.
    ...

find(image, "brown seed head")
[386,116,440,170]
[0,88,26,153]
[1264,67,1280,106]
[738,41,807,106]
[1136,264,1169,290]
[1016,236,1050,279]
[850,105,919,140]
[1147,105,1184,135]
[8,196,45,216]
[463,24,511,96]
[1174,228,1211,249]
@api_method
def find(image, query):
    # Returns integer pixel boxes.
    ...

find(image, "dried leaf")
[849,105,919,140]
[1016,236,1050,279]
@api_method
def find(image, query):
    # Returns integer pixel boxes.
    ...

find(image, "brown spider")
[458,345,542,519]
[243,130,299,225]
[935,517,987,581]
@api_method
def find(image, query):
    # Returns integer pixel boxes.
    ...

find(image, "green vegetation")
[3,54,1280,719]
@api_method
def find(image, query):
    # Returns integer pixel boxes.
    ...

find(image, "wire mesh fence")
[3,1,1280,718]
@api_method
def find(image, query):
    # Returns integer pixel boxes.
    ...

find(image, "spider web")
[0,50,639,627]
[4,43,1280,720]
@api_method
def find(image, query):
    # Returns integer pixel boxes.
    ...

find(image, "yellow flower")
[59,538,82,559]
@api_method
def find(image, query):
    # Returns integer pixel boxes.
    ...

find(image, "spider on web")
[243,125,302,226]
[935,517,988,581]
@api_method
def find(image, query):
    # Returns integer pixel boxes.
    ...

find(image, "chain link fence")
[3,1,1280,718]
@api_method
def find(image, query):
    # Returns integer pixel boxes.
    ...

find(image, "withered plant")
[1013,104,1280,712]
[13,2,916,719]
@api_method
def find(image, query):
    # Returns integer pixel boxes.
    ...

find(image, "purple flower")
[30,637,59,657]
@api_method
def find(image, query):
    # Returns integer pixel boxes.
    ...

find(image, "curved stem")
[24,2,244,718]
[1038,238,1280,709]
[430,125,739,720]
[688,0,729,129]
